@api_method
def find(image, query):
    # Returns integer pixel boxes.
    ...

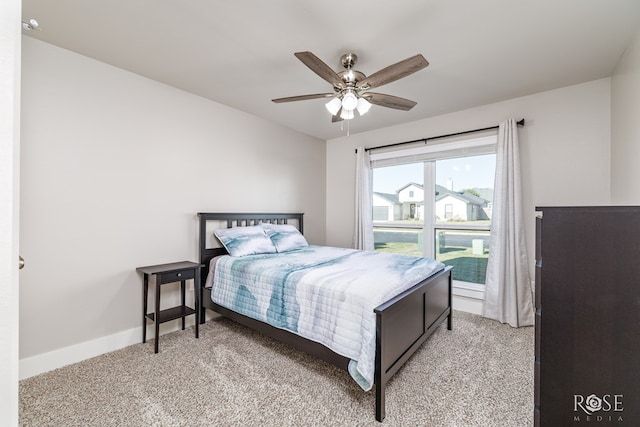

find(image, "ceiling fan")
[272,51,429,122]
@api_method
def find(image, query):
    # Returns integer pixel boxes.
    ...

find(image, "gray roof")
[373,192,399,204]
[382,183,490,207]
[435,185,486,206]
[474,188,494,203]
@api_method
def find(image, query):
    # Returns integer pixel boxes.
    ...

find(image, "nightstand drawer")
[159,268,195,284]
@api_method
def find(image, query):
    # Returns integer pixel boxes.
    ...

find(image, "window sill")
[452,280,485,300]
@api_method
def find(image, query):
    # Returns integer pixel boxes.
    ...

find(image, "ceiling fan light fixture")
[22,18,40,31]
[341,90,358,111]
[356,97,372,115]
[325,97,342,116]
[340,108,355,120]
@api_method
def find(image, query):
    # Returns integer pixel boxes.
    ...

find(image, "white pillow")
[261,223,309,252]
[214,225,277,257]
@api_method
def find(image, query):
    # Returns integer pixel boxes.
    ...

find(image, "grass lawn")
[375,242,488,284]
[375,241,422,256]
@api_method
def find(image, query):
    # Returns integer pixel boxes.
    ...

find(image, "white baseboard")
[19,318,199,380]
[452,283,484,315]
[20,328,140,380]
[20,292,483,381]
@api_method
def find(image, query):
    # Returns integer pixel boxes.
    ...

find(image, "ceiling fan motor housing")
[337,70,365,89]
[337,53,365,90]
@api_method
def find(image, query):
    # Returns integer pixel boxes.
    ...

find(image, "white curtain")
[483,119,534,327]
[353,147,374,250]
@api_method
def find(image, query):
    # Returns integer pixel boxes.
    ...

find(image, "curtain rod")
[356,118,525,153]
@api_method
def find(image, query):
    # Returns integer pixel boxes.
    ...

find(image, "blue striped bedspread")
[210,245,444,391]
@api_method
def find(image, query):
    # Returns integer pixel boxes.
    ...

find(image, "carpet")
[19,311,533,426]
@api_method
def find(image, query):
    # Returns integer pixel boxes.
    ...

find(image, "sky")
[372,154,496,194]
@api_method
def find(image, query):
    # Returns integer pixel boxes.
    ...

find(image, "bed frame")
[197,212,452,422]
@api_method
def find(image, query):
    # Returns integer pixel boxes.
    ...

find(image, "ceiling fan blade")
[294,51,344,88]
[331,110,344,122]
[272,93,335,103]
[363,92,418,111]
[357,54,428,90]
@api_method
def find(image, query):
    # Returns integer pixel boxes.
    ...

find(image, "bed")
[197,212,452,422]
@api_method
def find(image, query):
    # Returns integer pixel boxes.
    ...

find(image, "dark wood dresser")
[535,206,640,426]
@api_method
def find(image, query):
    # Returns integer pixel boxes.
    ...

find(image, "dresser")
[534,206,640,426]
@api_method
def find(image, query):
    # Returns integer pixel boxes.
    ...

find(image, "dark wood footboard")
[197,212,453,422]
[374,265,452,421]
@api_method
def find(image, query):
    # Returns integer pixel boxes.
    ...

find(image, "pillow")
[261,223,309,252]
[213,225,276,257]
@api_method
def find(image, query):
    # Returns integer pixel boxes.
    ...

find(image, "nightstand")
[136,261,204,353]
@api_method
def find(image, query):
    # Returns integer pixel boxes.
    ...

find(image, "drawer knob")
[177,273,182,277]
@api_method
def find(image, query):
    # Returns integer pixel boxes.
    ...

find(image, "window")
[372,163,423,256]
[371,135,496,288]
[444,204,453,219]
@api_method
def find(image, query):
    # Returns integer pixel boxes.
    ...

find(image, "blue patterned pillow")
[261,223,308,252]
[214,226,277,257]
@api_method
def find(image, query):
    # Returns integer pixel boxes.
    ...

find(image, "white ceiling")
[21,0,640,140]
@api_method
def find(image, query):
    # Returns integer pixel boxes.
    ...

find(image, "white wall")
[327,78,612,283]
[611,25,640,204]
[19,37,326,371]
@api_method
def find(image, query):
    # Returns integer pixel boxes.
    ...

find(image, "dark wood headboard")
[197,212,304,284]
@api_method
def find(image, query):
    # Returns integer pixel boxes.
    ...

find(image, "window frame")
[370,133,497,295]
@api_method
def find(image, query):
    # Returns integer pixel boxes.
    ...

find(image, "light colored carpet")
[19,311,533,426]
